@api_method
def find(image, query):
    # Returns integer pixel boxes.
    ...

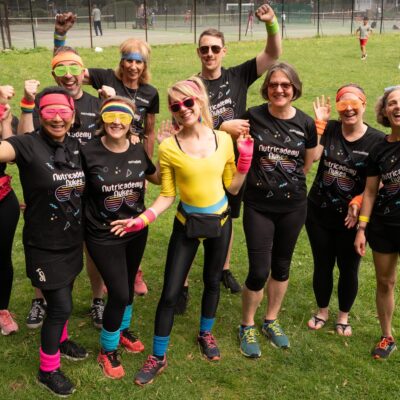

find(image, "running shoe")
[134,354,167,386]
[197,331,221,361]
[120,329,145,353]
[60,339,89,361]
[97,349,125,379]
[239,325,261,358]
[262,320,290,349]
[37,368,75,397]
[26,298,46,329]
[90,298,104,329]
[134,270,148,296]
[174,286,189,315]
[0,310,18,335]
[221,270,242,293]
[371,336,397,360]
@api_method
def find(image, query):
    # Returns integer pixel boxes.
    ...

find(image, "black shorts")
[367,222,400,254]
[226,184,245,219]
[25,244,83,290]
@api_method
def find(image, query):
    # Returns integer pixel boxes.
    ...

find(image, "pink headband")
[336,87,366,103]
[39,93,75,110]
[184,80,201,95]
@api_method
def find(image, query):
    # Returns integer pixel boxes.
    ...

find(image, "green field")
[1,33,400,399]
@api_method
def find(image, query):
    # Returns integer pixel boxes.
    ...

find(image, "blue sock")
[153,335,169,358]
[120,304,133,331]
[199,316,215,335]
[100,328,120,352]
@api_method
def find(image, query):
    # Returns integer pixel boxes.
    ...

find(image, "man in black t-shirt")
[174,4,282,302]
[17,46,111,331]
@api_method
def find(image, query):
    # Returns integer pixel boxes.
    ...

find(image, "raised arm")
[0,106,16,163]
[312,95,331,161]
[18,79,40,134]
[53,12,76,53]
[255,4,282,76]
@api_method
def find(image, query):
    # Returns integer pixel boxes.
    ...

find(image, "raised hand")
[255,4,275,24]
[0,85,15,102]
[157,119,176,144]
[55,12,77,35]
[24,80,40,102]
[313,95,331,122]
[98,85,116,100]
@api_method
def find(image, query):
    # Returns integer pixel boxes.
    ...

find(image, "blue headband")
[121,52,145,62]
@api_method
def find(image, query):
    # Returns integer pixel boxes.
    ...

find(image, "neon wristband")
[358,215,370,223]
[54,32,66,47]
[266,17,279,35]
[349,194,363,209]
[20,97,35,113]
[315,120,327,136]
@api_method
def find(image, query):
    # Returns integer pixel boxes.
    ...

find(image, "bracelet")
[265,16,279,36]
[54,31,66,47]
[358,215,370,223]
[20,97,35,113]
[315,119,327,136]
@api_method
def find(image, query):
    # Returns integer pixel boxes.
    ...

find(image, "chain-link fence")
[1,0,399,49]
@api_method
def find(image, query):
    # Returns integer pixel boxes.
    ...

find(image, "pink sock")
[39,348,60,372]
[60,320,69,343]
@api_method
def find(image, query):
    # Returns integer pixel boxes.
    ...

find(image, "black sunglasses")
[199,45,223,55]
[169,97,196,113]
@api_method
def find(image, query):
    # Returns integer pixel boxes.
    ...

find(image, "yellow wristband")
[358,215,370,223]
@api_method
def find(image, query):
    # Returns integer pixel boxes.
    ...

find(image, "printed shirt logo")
[53,171,85,202]
[101,181,144,212]
[36,268,46,282]
[104,192,140,212]
[260,156,297,173]
[322,160,357,192]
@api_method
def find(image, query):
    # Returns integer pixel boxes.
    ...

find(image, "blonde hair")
[115,38,151,84]
[167,76,213,128]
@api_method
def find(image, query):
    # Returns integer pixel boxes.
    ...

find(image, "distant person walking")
[356,16,372,60]
[92,4,103,36]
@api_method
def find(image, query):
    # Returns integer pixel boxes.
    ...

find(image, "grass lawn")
[1,33,400,399]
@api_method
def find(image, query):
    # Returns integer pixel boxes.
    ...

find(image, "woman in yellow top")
[112,76,253,385]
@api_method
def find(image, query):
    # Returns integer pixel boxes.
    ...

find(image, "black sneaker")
[372,336,397,359]
[221,270,242,293]
[90,298,104,329]
[174,286,189,315]
[134,354,167,386]
[26,298,47,329]
[197,331,221,361]
[60,339,88,361]
[37,368,75,397]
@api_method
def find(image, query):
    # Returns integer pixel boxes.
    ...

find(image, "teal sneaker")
[261,320,290,349]
[239,325,261,358]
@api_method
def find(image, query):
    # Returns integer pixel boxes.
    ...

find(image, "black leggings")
[305,218,360,313]
[243,205,306,291]
[86,230,148,332]
[154,217,232,337]
[0,191,20,309]
[41,283,73,355]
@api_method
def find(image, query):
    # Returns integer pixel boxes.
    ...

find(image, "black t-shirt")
[6,131,85,249]
[81,137,156,243]
[243,104,317,213]
[88,68,159,139]
[201,58,258,129]
[308,121,385,228]
[367,137,400,227]
[33,91,101,145]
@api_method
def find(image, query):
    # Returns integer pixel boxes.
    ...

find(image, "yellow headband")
[51,52,84,69]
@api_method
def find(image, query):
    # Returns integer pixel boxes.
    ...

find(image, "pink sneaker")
[0,310,19,335]
[134,270,148,296]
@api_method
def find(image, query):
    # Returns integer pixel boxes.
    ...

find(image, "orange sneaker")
[97,349,125,379]
[120,329,145,353]
[134,270,148,296]
[0,310,18,335]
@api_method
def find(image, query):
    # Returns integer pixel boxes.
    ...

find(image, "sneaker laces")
[91,301,104,320]
[121,329,138,342]
[104,350,120,368]
[378,337,393,350]
[48,369,68,385]
[142,355,159,372]
[242,327,258,344]
[268,321,284,337]
[201,332,217,348]
[29,303,43,319]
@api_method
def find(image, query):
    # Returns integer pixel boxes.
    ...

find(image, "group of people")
[0,4,398,397]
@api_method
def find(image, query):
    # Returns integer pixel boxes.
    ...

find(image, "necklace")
[123,85,138,104]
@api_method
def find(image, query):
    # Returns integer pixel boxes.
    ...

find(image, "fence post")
[193,0,197,44]
[238,0,242,41]
[350,0,354,34]
[380,0,384,33]
[218,0,221,31]
[0,5,6,50]
[87,0,93,49]
[317,0,320,36]
[28,0,36,48]
[4,1,11,48]
[281,0,285,40]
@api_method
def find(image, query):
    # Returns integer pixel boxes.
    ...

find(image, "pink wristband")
[236,138,253,174]
[124,208,157,233]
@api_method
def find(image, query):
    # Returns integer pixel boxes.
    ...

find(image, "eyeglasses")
[260,157,297,173]
[323,171,355,191]
[267,82,293,91]
[53,65,83,77]
[102,112,133,125]
[169,97,196,113]
[335,99,364,112]
[40,108,74,120]
[55,183,85,202]
[198,45,223,55]
[104,192,140,212]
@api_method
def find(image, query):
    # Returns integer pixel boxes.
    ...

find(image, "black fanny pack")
[179,203,230,239]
